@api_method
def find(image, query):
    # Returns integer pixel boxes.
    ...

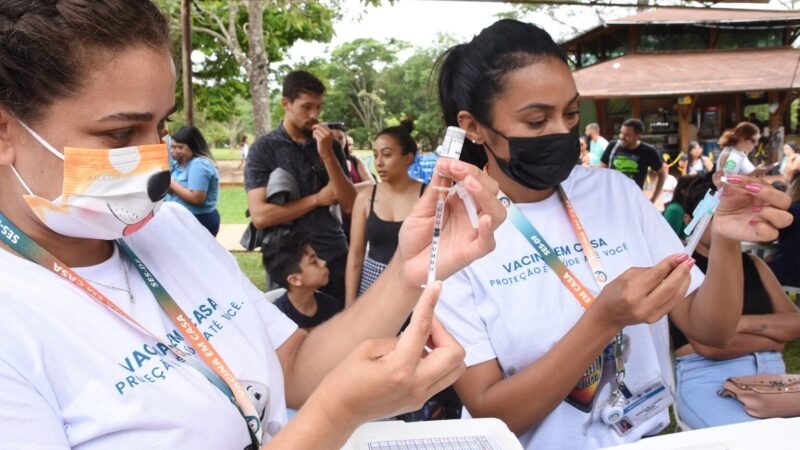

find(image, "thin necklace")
[82,247,135,304]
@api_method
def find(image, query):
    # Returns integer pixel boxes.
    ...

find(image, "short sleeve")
[148,204,299,348]
[245,139,273,192]
[436,269,496,367]
[741,157,756,175]
[0,356,70,449]
[249,283,299,348]
[186,159,215,192]
[646,146,664,171]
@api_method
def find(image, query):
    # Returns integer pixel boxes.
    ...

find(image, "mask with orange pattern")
[10,121,170,240]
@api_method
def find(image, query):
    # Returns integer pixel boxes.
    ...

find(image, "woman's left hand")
[168,178,179,194]
[712,174,793,242]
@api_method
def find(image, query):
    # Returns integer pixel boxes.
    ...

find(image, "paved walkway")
[218,160,245,186]
[215,160,248,251]
[217,223,248,251]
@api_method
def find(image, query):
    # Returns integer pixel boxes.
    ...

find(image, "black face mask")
[484,126,581,191]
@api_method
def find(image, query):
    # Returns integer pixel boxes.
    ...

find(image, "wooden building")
[563,7,800,161]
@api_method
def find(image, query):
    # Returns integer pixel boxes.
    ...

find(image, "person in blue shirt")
[167,125,221,235]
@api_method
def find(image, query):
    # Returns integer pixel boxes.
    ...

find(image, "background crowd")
[164,63,800,435]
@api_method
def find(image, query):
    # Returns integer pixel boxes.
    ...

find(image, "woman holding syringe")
[431,19,793,450]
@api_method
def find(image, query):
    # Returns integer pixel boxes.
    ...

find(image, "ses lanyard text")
[498,186,631,399]
[0,211,263,448]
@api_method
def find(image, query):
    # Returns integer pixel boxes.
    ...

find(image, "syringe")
[426,127,466,287]
[683,148,747,255]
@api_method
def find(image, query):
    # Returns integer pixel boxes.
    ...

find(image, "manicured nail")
[452,160,466,172]
[752,205,762,213]
[745,184,762,194]
[722,176,743,184]
[674,253,689,263]
[687,258,696,268]
[749,220,761,226]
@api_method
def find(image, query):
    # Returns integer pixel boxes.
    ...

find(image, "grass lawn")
[218,186,248,224]
[212,148,241,161]
[233,251,268,292]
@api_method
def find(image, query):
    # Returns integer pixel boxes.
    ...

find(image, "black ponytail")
[435,19,567,167]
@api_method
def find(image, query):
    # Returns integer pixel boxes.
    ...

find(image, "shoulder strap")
[370,184,378,207]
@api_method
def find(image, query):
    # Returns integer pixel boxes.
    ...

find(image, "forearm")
[344,249,365,307]
[322,155,356,213]
[264,393,357,450]
[464,310,618,435]
[650,170,666,202]
[249,195,319,229]
[689,332,784,360]
[357,162,375,183]
[170,182,205,205]
[686,230,744,346]
[738,313,800,342]
[284,261,421,405]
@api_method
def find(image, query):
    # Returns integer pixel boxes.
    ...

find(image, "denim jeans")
[675,351,785,429]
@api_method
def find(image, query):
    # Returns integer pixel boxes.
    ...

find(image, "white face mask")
[10,121,170,240]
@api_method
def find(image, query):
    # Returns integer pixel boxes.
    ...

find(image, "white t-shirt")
[716,147,755,175]
[0,203,298,449]
[660,174,678,204]
[436,167,704,450]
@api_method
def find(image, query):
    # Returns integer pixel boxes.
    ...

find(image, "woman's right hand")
[591,253,694,330]
[305,281,466,429]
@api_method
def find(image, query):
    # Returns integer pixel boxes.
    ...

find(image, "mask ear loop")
[17,120,65,161]
[8,164,35,196]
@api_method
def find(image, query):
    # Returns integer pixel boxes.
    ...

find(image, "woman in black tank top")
[345,121,425,307]
[670,179,800,429]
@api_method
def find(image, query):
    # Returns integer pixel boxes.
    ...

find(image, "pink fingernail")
[453,161,466,172]
[745,184,762,193]
[725,176,743,184]
[752,205,763,213]
[749,220,761,226]
[687,258,696,268]
[674,253,689,263]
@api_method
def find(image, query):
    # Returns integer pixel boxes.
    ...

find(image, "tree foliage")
[274,36,454,150]
[160,0,341,136]
[161,1,451,150]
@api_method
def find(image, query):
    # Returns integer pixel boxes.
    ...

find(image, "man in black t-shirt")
[601,118,668,203]
[246,71,355,304]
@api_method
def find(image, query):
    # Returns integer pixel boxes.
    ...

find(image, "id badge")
[609,378,673,436]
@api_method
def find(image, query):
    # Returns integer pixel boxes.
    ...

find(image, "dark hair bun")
[399,119,415,134]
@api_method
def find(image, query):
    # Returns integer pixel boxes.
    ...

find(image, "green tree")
[380,34,457,150]
[329,38,407,139]
[180,0,340,136]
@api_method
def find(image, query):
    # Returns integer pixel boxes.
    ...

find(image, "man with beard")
[246,71,355,305]
[601,118,667,204]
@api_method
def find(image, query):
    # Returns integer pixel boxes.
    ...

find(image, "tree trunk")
[247,0,271,137]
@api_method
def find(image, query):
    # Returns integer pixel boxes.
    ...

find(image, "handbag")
[719,374,800,418]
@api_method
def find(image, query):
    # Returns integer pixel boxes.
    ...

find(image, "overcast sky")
[282,0,790,65]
